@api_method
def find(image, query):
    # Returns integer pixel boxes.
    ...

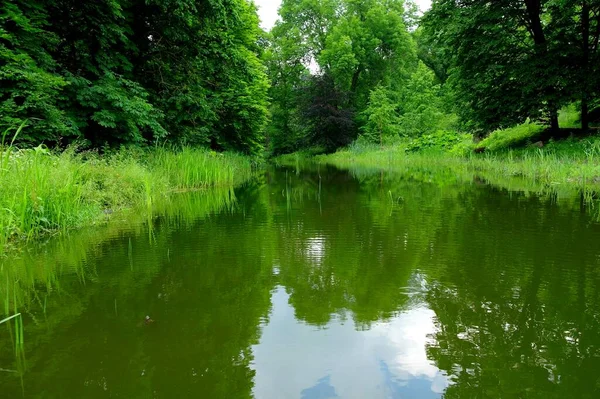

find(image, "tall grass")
[317,136,600,201]
[0,137,253,253]
[152,147,251,189]
[477,120,545,151]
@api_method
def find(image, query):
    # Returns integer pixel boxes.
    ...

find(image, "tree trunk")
[582,99,589,131]
[582,1,590,131]
[524,0,559,132]
[524,0,546,45]
[550,108,559,132]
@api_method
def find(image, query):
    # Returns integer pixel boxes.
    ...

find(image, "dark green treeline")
[1,0,268,152]
[265,0,600,154]
[4,0,600,155]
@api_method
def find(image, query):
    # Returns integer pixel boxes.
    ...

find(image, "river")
[1,163,599,398]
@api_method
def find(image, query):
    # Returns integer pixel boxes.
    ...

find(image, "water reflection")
[1,164,600,398]
[252,287,449,399]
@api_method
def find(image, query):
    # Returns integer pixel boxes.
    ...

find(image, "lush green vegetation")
[1,0,268,153]
[3,0,600,250]
[0,137,252,253]
[264,0,600,155]
[3,0,600,155]
[315,133,600,208]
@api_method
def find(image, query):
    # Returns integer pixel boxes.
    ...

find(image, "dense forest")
[2,0,600,154]
[1,0,269,153]
[266,0,600,153]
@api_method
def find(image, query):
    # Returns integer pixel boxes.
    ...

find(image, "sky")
[254,0,432,30]
[251,287,450,399]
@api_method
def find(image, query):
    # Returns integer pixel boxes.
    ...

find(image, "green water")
[1,164,600,398]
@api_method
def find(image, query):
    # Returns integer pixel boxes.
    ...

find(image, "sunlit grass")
[0,134,253,253]
[558,104,581,129]
[477,121,545,151]
[317,136,600,198]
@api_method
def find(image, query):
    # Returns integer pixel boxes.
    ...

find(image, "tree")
[1,0,269,152]
[263,26,311,154]
[318,0,416,110]
[300,74,356,152]
[547,0,600,131]
[422,0,569,135]
[266,0,417,153]
[0,1,74,143]
[398,61,445,136]
[362,85,400,145]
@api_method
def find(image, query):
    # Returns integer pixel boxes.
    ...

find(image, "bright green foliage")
[558,104,582,129]
[266,0,420,154]
[398,61,445,136]
[404,130,464,152]
[317,0,416,108]
[0,0,269,152]
[262,27,310,154]
[477,122,545,152]
[362,85,400,144]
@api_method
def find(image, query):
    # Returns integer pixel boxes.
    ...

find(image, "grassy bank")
[309,129,600,204]
[0,143,253,253]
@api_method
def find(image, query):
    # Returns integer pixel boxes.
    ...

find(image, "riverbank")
[0,145,254,253]
[276,134,600,206]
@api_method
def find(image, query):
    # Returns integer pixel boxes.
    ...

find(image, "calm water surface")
[1,164,600,398]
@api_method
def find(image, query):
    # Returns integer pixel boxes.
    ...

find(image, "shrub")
[405,131,465,153]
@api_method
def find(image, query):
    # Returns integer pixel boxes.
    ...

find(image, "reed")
[317,136,600,202]
[0,313,24,354]
[0,139,253,253]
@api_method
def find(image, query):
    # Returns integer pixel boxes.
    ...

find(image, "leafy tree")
[547,0,600,130]
[0,1,72,143]
[422,0,568,135]
[1,0,269,152]
[362,85,400,145]
[318,0,416,109]
[132,0,269,153]
[266,0,418,153]
[398,61,445,136]
[300,74,356,152]
[263,26,310,154]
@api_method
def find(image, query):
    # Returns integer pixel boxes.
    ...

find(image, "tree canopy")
[3,0,600,154]
[1,0,269,153]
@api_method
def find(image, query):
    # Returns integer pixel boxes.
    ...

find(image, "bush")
[558,104,581,129]
[405,131,465,153]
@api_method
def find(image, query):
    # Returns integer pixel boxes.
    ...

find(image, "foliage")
[478,121,545,152]
[265,0,423,154]
[421,0,600,134]
[0,140,253,252]
[558,103,581,129]
[319,135,600,199]
[404,130,465,152]
[361,85,400,144]
[398,61,448,136]
[299,74,356,152]
[0,0,269,153]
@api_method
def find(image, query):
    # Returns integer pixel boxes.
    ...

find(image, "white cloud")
[251,286,450,398]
